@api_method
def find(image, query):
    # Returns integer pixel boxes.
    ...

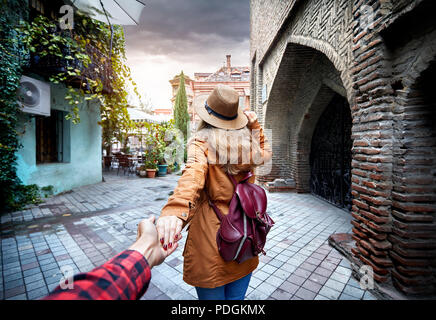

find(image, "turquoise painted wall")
[15,83,102,194]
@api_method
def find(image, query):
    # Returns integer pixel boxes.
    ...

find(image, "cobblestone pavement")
[0,172,379,300]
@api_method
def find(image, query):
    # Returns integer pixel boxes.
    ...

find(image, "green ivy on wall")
[0,1,141,213]
[0,0,42,213]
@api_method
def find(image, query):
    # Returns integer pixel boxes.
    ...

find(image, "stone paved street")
[0,172,379,300]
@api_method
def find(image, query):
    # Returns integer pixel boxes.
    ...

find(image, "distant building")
[170,55,250,132]
[153,108,173,121]
[128,108,164,124]
[169,74,195,111]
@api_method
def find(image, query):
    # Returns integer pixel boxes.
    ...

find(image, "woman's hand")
[156,215,183,251]
[129,216,180,268]
[244,111,258,126]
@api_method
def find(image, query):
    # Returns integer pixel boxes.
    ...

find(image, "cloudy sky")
[123,0,250,109]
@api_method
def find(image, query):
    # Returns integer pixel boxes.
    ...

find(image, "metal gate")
[309,94,352,210]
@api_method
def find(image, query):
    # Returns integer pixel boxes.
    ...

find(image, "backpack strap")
[227,173,238,187]
[209,171,253,221]
[227,171,253,187]
[209,199,224,221]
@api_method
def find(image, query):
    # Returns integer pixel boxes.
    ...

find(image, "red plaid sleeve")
[43,250,151,300]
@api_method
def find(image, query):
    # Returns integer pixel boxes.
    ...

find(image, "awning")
[72,0,146,25]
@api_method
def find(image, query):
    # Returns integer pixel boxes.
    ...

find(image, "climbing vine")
[0,2,140,212]
[70,11,142,155]
[0,0,38,212]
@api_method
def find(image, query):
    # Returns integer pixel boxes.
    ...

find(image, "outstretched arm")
[157,138,209,250]
[43,216,178,300]
[43,250,151,300]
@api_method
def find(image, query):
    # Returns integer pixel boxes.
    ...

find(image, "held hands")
[129,216,181,268]
[156,215,183,251]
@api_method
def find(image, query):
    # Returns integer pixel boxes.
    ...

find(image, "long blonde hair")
[189,120,263,175]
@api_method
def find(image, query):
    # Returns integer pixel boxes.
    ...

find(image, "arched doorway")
[261,42,350,186]
[309,93,352,210]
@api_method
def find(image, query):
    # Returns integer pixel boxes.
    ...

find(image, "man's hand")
[129,216,180,268]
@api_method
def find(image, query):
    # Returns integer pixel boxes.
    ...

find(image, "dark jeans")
[195,273,252,300]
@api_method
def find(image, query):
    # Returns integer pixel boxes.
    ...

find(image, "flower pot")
[146,169,157,178]
[157,164,168,177]
[139,170,147,177]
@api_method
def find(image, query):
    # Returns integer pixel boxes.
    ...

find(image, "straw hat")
[192,84,248,130]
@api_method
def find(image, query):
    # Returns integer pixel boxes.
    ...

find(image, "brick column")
[350,2,394,283]
[389,69,436,294]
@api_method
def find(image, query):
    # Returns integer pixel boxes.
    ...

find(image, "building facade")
[16,83,102,194]
[153,108,173,120]
[250,0,436,295]
[13,0,113,195]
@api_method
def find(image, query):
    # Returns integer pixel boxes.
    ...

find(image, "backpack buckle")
[256,210,267,225]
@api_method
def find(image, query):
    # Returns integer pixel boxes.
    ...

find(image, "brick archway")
[294,84,337,193]
[262,42,349,186]
[288,35,353,99]
[261,44,324,181]
[251,0,436,297]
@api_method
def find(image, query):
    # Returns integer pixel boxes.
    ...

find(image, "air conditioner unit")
[17,76,51,116]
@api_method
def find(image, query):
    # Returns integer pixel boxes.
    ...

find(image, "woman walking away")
[156,84,272,300]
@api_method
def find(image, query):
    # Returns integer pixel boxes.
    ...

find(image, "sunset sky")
[123,0,250,109]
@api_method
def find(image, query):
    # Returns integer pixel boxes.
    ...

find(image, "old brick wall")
[349,0,397,286]
[250,0,355,115]
[350,0,436,294]
[249,0,296,63]
[389,69,436,294]
[251,0,436,295]
[251,0,355,182]
[385,1,436,294]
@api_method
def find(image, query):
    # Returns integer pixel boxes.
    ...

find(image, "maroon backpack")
[208,172,275,264]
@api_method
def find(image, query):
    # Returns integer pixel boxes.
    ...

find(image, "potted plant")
[167,164,173,174]
[145,162,157,178]
[143,147,159,178]
[156,142,168,177]
[138,164,147,177]
[143,120,182,177]
[157,164,168,176]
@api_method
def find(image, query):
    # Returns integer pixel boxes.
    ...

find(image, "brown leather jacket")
[160,120,272,288]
